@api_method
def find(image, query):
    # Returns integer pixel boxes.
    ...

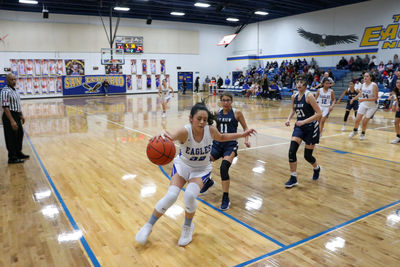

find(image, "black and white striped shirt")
[1,85,22,112]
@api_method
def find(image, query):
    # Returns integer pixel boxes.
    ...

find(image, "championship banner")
[62,75,127,96]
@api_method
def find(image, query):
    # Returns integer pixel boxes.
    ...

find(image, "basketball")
[146,136,176,165]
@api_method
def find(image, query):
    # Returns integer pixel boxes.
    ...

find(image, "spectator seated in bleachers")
[268,80,281,100]
[246,82,259,97]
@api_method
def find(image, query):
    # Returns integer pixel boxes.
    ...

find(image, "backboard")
[101,48,125,65]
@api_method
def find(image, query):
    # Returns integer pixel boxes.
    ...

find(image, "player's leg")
[349,105,365,138]
[161,99,167,117]
[342,103,351,131]
[178,175,203,246]
[304,144,321,180]
[360,106,377,140]
[136,169,186,244]
[200,143,222,194]
[286,135,302,188]
[219,148,236,210]
[390,113,400,143]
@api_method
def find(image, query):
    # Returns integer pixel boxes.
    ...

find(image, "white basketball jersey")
[361,82,377,107]
[178,124,213,167]
[317,88,333,107]
[161,84,170,96]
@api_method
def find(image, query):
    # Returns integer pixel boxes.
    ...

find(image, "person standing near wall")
[1,74,29,164]
[194,77,200,93]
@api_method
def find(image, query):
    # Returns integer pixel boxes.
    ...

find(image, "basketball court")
[1,92,399,266]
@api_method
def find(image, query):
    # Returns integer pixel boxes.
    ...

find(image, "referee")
[1,73,29,163]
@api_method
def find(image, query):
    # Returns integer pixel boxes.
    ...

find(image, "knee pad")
[155,185,180,214]
[220,160,231,181]
[304,148,316,164]
[184,183,200,213]
[288,141,299,162]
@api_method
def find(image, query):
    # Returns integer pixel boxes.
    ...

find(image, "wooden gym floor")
[1,92,399,266]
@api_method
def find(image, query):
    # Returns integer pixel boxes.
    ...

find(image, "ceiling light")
[195,2,210,8]
[171,12,185,16]
[19,0,38,4]
[226,18,239,22]
[114,7,130,11]
[255,11,269,16]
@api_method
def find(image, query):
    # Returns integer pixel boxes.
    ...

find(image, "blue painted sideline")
[254,131,400,165]
[25,132,101,267]
[158,166,286,248]
[234,199,400,267]
[227,48,379,61]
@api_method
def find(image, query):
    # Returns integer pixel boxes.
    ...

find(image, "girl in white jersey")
[314,78,335,135]
[136,102,256,246]
[158,79,174,118]
[348,72,378,140]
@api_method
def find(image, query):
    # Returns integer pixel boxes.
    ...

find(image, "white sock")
[314,165,320,170]
[290,172,297,177]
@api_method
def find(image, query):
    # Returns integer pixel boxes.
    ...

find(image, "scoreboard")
[115,36,143,53]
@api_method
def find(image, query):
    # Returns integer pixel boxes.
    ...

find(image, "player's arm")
[350,90,362,104]
[314,89,320,100]
[236,110,250,147]
[158,85,162,96]
[329,90,336,111]
[336,89,347,104]
[285,94,296,126]
[160,127,188,144]
[393,91,400,111]
[330,79,335,87]
[297,93,321,126]
[209,125,256,142]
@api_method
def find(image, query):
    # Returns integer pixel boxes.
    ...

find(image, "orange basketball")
[146,136,176,165]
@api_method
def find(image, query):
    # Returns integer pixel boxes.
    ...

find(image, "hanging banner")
[62,75,127,96]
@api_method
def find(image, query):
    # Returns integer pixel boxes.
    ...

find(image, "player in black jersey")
[390,79,400,144]
[284,75,322,188]
[337,81,360,131]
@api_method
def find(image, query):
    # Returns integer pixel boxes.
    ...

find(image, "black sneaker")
[312,166,321,180]
[200,178,215,194]
[8,158,24,164]
[285,175,298,188]
[220,196,230,211]
[17,153,30,159]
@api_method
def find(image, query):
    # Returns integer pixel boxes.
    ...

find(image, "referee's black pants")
[2,111,24,160]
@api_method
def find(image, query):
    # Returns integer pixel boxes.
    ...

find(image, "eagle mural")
[297,28,358,47]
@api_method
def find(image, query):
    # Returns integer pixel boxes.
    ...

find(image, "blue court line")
[25,132,101,267]
[318,145,400,165]
[252,132,400,164]
[234,199,400,267]
[158,166,286,248]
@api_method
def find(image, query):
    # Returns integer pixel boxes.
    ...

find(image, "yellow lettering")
[380,24,398,40]
[118,76,123,86]
[65,78,70,89]
[382,41,397,49]
[360,26,382,46]
[393,14,400,23]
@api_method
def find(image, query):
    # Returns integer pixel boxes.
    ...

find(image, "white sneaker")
[390,137,400,144]
[161,113,166,118]
[360,134,366,140]
[348,131,357,139]
[341,125,346,132]
[135,223,153,245]
[178,223,194,246]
